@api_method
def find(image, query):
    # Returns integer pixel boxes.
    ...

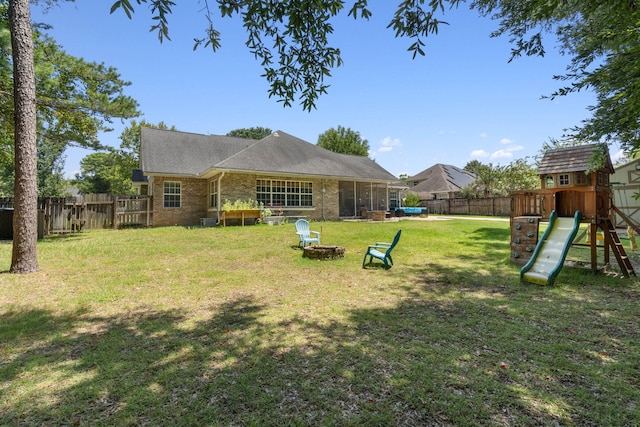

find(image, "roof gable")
[537,143,614,175]
[140,127,254,176]
[141,128,397,181]
[407,164,476,194]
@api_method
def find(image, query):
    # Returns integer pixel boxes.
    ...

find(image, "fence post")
[146,196,151,226]
[81,200,87,230]
[45,198,51,235]
[113,197,118,229]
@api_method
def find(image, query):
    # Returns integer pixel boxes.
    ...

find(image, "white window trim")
[256,179,314,208]
[163,181,181,208]
[209,180,217,208]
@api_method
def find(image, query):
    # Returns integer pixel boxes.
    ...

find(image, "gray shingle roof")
[406,164,476,196]
[537,143,614,175]
[141,128,397,181]
[140,128,254,176]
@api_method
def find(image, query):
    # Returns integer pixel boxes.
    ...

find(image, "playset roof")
[537,143,614,175]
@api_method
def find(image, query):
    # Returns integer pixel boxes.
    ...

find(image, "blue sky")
[31,2,621,179]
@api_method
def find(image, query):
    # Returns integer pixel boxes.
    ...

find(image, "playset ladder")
[602,218,635,277]
[613,205,640,236]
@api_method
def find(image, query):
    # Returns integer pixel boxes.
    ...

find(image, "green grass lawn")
[1,218,639,426]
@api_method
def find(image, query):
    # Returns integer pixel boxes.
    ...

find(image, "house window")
[559,174,570,186]
[575,172,588,185]
[163,181,181,208]
[389,190,399,208]
[209,180,217,208]
[438,193,448,200]
[545,175,555,188]
[256,179,313,207]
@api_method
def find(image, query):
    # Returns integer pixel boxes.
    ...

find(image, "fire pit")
[303,245,345,260]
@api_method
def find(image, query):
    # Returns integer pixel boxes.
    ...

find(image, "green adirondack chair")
[362,230,401,269]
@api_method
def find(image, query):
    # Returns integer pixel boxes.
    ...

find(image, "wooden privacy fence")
[423,197,511,216]
[0,195,152,235]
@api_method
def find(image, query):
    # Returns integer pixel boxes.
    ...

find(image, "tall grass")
[1,218,638,425]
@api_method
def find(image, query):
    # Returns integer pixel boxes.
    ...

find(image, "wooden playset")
[511,143,635,278]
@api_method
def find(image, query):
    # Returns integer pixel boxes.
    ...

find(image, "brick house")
[140,128,401,226]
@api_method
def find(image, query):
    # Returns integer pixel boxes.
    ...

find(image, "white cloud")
[471,149,489,158]
[471,140,522,163]
[506,144,524,153]
[380,136,401,148]
[490,149,513,159]
[376,136,401,154]
[480,132,488,138]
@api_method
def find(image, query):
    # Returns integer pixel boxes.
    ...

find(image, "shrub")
[403,192,421,207]
[221,199,263,211]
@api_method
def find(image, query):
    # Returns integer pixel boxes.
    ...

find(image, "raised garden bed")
[220,209,262,226]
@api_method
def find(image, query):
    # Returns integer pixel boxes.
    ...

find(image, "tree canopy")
[317,126,369,156]
[1,2,139,197]
[111,0,640,154]
[226,127,272,140]
[462,159,538,197]
[473,0,640,153]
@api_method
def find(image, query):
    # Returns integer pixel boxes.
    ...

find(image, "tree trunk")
[9,0,39,273]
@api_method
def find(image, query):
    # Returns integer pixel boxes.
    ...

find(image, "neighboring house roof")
[389,180,409,190]
[66,187,81,198]
[404,164,476,197]
[131,169,148,183]
[538,143,614,175]
[140,128,397,182]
